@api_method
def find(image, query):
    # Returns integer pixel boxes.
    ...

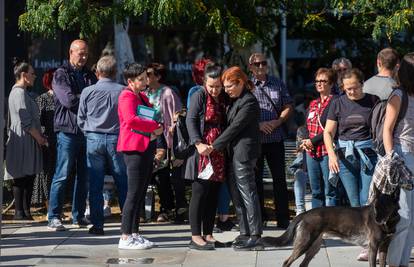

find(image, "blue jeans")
[86,133,127,229]
[217,182,231,215]
[293,169,308,213]
[387,145,414,266]
[338,151,377,207]
[306,155,336,208]
[48,132,88,223]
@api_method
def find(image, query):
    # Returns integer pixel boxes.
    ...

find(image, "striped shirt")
[252,75,293,143]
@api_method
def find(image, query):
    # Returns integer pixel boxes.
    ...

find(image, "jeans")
[86,133,127,229]
[306,155,336,208]
[256,141,289,222]
[48,132,88,223]
[228,158,262,236]
[387,145,414,266]
[293,170,308,213]
[338,151,377,207]
[217,183,231,215]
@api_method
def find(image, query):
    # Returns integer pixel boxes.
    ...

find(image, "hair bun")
[12,57,22,67]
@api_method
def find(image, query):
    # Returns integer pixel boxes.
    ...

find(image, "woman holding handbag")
[117,63,163,250]
[186,63,227,250]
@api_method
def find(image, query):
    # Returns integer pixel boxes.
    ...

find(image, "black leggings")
[121,141,156,235]
[189,179,221,236]
[13,175,35,214]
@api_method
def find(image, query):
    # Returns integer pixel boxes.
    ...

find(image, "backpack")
[370,89,408,156]
[173,110,194,160]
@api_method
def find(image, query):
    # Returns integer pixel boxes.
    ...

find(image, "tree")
[18,0,279,48]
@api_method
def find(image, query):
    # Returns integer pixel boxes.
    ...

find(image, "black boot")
[233,235,264,251]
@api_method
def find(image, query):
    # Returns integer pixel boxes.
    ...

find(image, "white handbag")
[198,157,214,180]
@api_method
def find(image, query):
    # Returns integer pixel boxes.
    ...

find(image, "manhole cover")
[107,257,154,264]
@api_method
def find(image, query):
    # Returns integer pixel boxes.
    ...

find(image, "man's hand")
[259,121,273,135]
[269,119,282,130]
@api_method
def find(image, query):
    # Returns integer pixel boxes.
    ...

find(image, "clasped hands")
[299,139,314,152]
[259,119,282,135]
[195,142,214,156]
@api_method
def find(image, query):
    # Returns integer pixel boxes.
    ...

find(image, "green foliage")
[18,0,414,48]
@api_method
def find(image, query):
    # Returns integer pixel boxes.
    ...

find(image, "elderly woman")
[5,60,48,220]
[210,66,262,251]
[186,63,227,250]
[324,68,379,208]
[301,68,338,209]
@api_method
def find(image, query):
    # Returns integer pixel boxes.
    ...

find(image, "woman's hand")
[153,124,164,136]
[35,135,48,146]
[300,139,314,151]
[195,143,213,156]
[328,153,340,174]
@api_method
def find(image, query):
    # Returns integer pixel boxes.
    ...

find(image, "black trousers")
[228,158,262,236]
[121,141,156,234]
[13,175,35,214]
[255,141,290,222]
[189,179,221,236]
[155,151,187,213]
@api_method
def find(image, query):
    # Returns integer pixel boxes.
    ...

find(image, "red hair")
[42,68,56,91]
[221,66,254,91]
[192,58,212,86]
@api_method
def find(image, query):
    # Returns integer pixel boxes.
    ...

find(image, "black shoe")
[232,234,249,246]
[233,236,264,251]
[88,226,104,235]
[207,240,232,248]
[277,219,290,229]
[213,226,223,233]
[13,211,25,220]
[189,240,215,250]
[216,219,236,232]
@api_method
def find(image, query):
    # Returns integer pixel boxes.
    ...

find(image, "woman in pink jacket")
[117,63,163,250]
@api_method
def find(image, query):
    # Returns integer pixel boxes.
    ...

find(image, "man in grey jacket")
[77,55,127,235]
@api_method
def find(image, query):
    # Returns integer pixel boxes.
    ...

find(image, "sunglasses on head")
[252,61,267,67]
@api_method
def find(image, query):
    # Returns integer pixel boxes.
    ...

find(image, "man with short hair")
[77,55,127,235]
[47,40,97,231]
[363,48,399,100]
[249,52,293,229]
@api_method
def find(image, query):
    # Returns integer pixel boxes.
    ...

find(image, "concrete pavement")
[1,220,397,267]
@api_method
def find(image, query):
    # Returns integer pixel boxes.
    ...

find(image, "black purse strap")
[259,86,280,115]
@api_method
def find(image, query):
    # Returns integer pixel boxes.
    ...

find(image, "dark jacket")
[184,89,206,180]
[52,63,97,134]
[212,89,260,162]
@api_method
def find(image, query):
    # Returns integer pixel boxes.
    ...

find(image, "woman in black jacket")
[186,63,227,250]
[211,66,263,251]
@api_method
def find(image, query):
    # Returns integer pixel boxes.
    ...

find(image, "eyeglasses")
[251,61,267,67]
[315,80,329,84]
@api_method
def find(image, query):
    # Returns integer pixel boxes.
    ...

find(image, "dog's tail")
[259,216,302,247]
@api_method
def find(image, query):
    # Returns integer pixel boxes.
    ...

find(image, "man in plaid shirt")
[249,53,293,228]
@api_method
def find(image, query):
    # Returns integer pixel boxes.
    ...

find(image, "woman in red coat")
[117,63,163,250]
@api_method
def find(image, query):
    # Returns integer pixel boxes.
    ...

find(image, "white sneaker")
[132,233,155,248]
[118,236,148,250]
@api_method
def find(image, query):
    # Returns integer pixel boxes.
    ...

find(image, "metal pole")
[280,7,287,83]
[0,0,6,248]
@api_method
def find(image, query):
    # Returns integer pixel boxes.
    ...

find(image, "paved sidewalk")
[2,220,407,267]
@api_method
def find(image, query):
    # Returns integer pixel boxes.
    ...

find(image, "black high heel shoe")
[189,240,215,250]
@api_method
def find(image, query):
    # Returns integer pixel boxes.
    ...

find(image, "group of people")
[4,38,414,265]
[291,48,414,266]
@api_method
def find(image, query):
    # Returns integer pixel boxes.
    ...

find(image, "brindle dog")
[260,187,400,267]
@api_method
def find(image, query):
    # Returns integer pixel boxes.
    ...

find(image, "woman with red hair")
[210,66,263,250]
[32,68,57,207]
